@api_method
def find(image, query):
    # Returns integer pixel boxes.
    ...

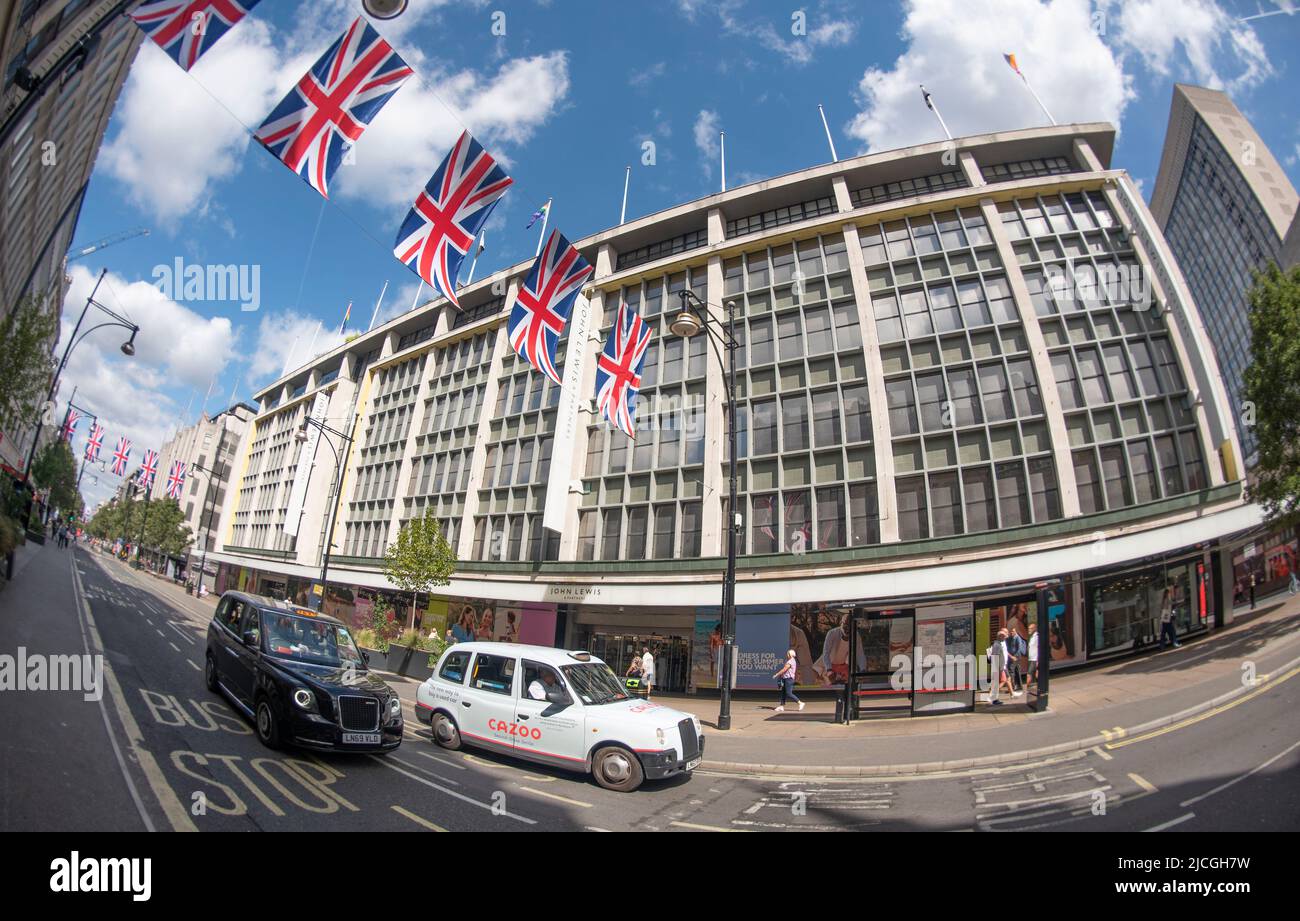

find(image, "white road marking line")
[169,642,180,653]
[1091,746,1113,761]
[155,628,166,638]
[419,751,467,771]
[166,622,195,644]
[369,755,536,824]
[670,820,746,832]
[391,805,447,832]
[188,661,201,672]
[1179,738,1300,808]
[518,786,593,808]
[976,785,1111,814]
[584,826,612,832]
[1144,812,1196,832]
[388,756,461,786]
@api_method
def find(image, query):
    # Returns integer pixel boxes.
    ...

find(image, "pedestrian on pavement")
[1158,586,1181,649]
[1006,627,1026,691]
[1249,572,1257,610]
[1289,570,1298,595]
[773,649,805,713]
[640,647,655,699]
[986,632,1005,706]
[1027,622,1039,689]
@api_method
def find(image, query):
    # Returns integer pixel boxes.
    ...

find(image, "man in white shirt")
[641,648,655,699]
[1027,622,1039,689]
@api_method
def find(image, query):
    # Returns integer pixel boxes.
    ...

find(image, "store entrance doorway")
[586,632,689,694]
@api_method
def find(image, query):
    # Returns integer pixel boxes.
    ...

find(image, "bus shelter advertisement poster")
[692,605,853,689]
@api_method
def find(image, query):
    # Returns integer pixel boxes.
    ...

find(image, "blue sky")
[63,0,1300,508]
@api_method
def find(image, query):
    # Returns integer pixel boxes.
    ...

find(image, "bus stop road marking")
[391,805,447,832]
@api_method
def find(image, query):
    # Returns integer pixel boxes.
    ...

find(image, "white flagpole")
[534,198,552,257]
[818,104,838,162]
[1019,72,1056,126]
[227,373,240,409]
[467,232,485,285]
[200,376,215,419]
[409,280,424,313]
[367,280,388,332]
[920,84,953,140]
[620,165,631,223]
[720,131,727,192]
[281,335,300,377]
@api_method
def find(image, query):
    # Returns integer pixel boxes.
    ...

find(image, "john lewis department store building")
[208,122,1263,696]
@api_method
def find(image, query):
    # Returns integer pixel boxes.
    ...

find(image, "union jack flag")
[129,0,262,72]
[255,17,412,198]
[393,130,512,307]
[507,230,594,385]
[84,424,105,463]
[139,450,160,493]
[62,408,81,441]
[595,301,653,438]
[166,460,188,499]
[111,437,133,477]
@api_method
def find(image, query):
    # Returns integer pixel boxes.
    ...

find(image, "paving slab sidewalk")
[657,592,1300,772]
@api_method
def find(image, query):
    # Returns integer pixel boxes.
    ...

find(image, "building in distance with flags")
[141,403,256,586]
[207,121,1262,702]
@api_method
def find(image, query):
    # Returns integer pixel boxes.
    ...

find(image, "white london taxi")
[415,642,704,792]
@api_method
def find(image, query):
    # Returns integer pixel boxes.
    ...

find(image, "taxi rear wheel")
[204,654,219,693]
[431,712,461,750]
[593,746,644,793]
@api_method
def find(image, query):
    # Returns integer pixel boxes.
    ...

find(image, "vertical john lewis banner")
[283,391,330,537]
[543,293,593,532]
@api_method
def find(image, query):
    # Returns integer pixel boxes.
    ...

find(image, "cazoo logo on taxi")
[488,718,543,740]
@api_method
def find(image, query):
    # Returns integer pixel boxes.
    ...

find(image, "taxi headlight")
[388,696,402,720]
[292,688,315,710]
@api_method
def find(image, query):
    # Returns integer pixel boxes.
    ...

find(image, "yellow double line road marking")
[1104,665,1300,751]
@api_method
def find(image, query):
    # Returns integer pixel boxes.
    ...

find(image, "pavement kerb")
[702,651,1300,778]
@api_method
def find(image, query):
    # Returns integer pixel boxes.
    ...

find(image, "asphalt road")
[2,542,1297,832]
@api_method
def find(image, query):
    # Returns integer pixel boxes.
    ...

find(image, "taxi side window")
[469,654,515,696]
[217,599,243,633]
[439,650,471,685]
[522,661,571,705]
[238,605,261,643]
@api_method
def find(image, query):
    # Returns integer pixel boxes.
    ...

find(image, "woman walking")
[773,649,805,713]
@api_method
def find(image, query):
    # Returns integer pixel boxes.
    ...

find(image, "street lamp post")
[24,267,140,482]
[189,458,226,598]
[120,480,137,560]
[295,415,357,612]
[671,290,739,731]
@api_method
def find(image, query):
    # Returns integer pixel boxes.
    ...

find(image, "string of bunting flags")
[128,2,659,439]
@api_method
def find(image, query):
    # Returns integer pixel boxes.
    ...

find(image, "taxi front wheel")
[431,712,462,750]
[592,747,644,793]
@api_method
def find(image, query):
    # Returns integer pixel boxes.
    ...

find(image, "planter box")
[361,644,435,680]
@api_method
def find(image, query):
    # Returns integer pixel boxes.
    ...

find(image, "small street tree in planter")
[382,512,456,632]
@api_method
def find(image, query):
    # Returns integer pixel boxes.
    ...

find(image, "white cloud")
[846,0,1133,152]
[101,1,571,222]
[694,109,722,178]
[58,265,237,509]
[246,310,347,384]
[629,61,667,88]
[1110,0,1274,93]
[99,19,283,225]
[755,15,856,65]
[845,0,1278,155]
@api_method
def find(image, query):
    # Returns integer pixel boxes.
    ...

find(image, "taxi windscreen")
[260,611,364,668]
[561,662,630,705]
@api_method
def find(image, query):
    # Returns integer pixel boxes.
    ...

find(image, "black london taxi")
[204,591,402,752]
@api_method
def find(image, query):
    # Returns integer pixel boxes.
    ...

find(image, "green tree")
[0,294,58,438]
[1243,263,1300,527]
[87,500,125,540]
[382,513,456,630]
[138,498,193,557]
[30,440,81,519]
